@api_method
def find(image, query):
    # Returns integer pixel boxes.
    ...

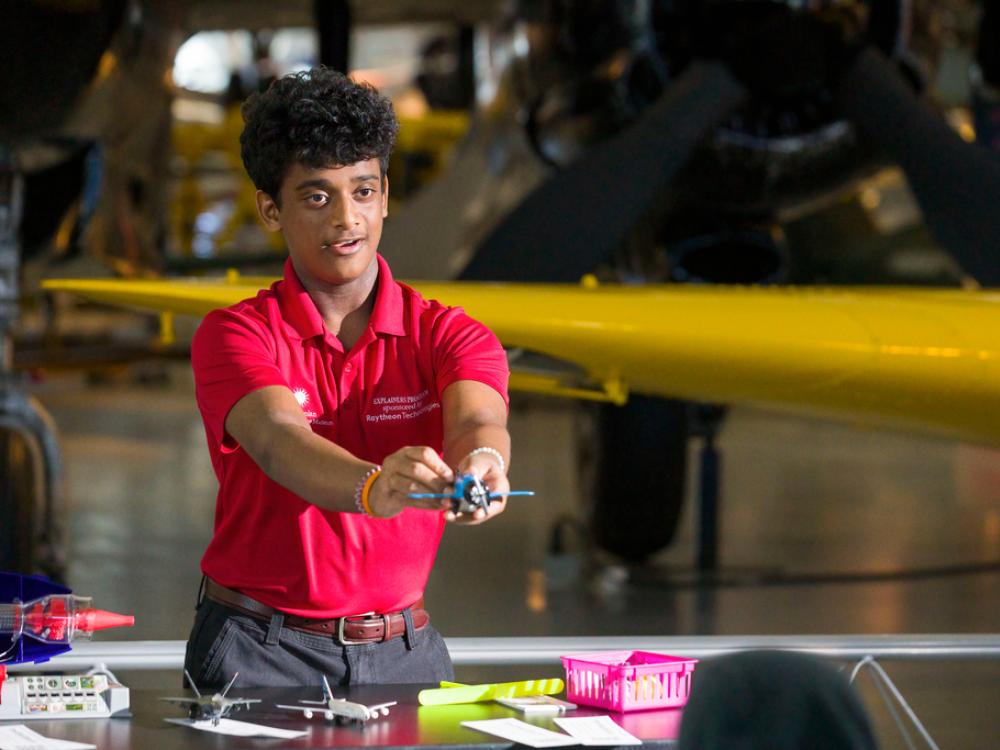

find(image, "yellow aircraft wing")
[41,276,1000,445]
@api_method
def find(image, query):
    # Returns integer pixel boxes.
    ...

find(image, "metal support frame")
[851,655,942,750]
[315,0,351,73]
[0,384,64,575]
[691,404,726,571]
[0,147,64,576]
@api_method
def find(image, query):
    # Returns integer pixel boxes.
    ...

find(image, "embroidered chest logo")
[366,389,441,423]
[294,387,330,424]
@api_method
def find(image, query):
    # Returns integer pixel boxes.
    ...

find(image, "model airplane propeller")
[409,473,535,515]
[0,571,134,685]
[277,674,396,725]
[160,671,261,726]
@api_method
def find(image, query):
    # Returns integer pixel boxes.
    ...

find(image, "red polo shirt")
[191,254,508,618]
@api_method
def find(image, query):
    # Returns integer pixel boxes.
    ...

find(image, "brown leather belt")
[202,578,429,644]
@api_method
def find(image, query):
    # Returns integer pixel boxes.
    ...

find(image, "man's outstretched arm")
[225,385,454,516]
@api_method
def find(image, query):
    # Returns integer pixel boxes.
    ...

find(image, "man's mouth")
[322,238,363,253]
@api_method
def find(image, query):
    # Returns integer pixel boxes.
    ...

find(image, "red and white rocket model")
[0,572,134,687]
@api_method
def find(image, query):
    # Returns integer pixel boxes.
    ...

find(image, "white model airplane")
[277,675,396,725]
[160,671,261,726]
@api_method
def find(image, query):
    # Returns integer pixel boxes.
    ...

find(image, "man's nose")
[330,196,359,227]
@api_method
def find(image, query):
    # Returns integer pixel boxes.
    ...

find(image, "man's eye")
[307,194,328,205]
[357,187,375,198]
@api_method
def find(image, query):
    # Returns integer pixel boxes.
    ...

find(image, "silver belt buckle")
[337,611,375,645]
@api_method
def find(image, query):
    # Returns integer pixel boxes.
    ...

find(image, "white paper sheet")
[0,724,95,750]
[164,717,308,738]
[462,718,580,747]
[554,716,643,745]
[495,696,577,715]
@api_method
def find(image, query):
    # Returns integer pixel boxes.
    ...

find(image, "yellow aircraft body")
[41,275,1000,445]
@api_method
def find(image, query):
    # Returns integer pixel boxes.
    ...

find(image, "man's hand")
[446,450,509,525]
[367,446,455,518]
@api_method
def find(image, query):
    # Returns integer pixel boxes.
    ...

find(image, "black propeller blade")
[460,61,749,282]
[835,48,1000,287]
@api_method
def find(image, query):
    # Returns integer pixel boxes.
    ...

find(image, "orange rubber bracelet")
[361,469,381,518]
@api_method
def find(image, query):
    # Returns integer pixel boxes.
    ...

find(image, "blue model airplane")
[409,474,534,515]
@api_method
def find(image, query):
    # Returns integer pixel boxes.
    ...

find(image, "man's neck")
[299,260,379,348]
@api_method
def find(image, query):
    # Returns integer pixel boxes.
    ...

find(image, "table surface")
[2,684,685,749]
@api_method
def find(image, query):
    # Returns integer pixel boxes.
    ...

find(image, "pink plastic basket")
[560,650,698,712]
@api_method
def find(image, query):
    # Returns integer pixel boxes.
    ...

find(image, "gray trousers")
[183,596,455,690]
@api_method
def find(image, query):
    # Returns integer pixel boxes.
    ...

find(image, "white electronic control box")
[0,674,130,720]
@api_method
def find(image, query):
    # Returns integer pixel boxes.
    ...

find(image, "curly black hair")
[240,67,398,201]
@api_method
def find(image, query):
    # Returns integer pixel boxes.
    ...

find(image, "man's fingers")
[404,446,454,481]
[409,496,452,512]
[383,446,455,496]
[383,470,447,500]
[447,496,506,525]
[379,474,448,512]
[400,461,452,494]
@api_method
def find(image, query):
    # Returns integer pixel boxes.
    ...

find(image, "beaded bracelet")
[361,470,381,517]
[353,466,381,516]
[463,446,506,475]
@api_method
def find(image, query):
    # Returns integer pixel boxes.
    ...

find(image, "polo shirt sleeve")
[191,308,289,450]
[432,307,509,406]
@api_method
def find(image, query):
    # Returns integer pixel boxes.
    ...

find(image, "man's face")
[256,158,388,288]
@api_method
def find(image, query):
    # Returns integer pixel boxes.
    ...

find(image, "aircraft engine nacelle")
[503,0,944,221]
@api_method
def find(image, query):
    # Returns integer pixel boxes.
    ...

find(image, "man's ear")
[381,175,389,218]
[255,190,282,231]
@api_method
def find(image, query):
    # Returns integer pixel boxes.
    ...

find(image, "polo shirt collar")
[370,254,406,336]
[277,254,405,340]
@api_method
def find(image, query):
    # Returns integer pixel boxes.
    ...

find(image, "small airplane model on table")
[277,675,396,725]
[410,473,535,515]
[160,671,260,726]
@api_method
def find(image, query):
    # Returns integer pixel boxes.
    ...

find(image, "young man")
[184,68,511,688]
